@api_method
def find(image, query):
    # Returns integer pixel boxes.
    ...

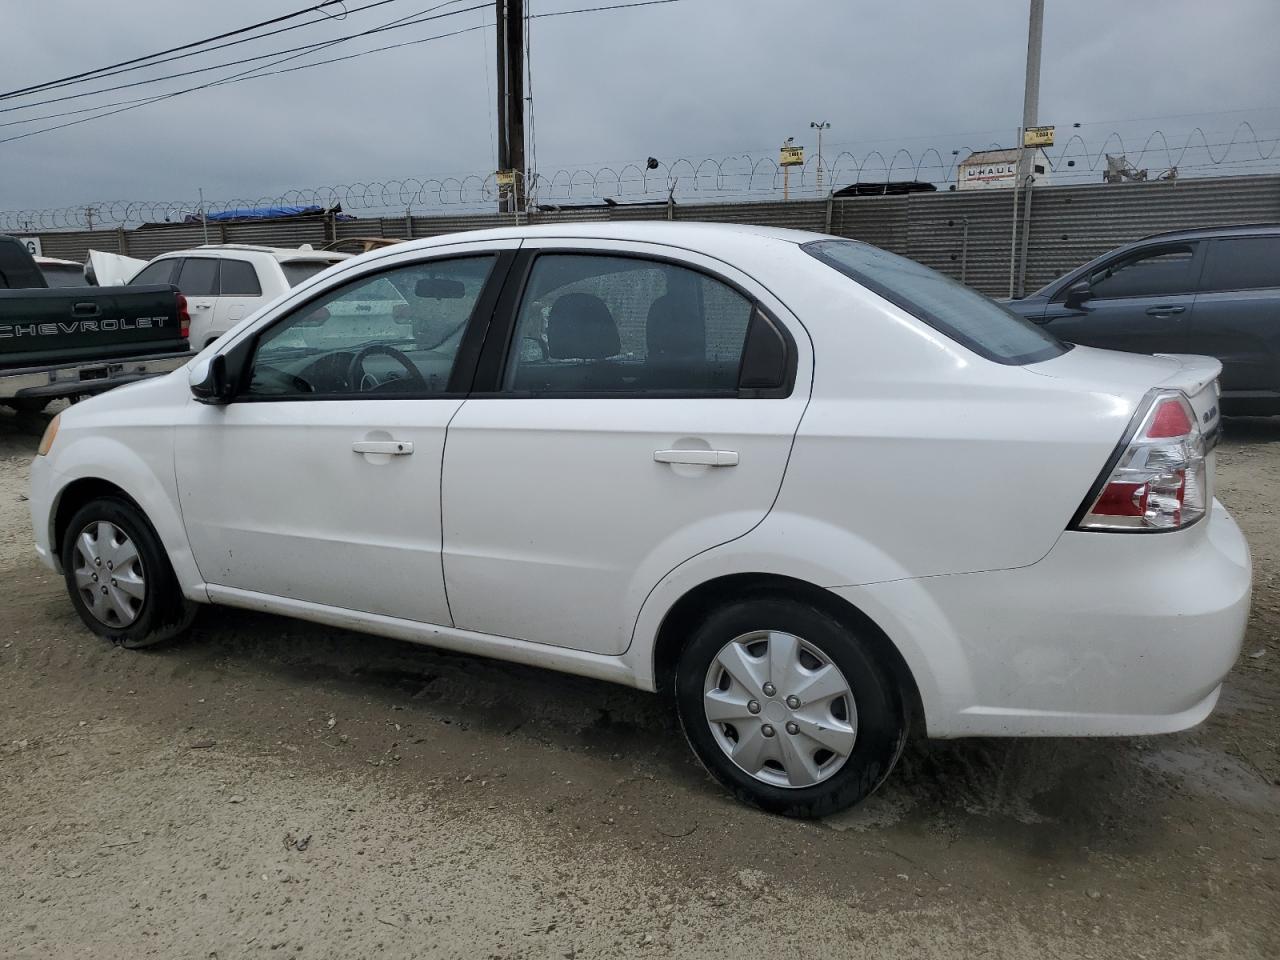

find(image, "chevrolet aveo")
[29,223,1252,817]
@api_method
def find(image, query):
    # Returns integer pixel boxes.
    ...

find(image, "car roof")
[391,220,835,253]
[1135,223,1280,244]
[159,244,349,262]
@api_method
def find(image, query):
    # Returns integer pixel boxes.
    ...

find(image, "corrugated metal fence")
[28,174,1280,297]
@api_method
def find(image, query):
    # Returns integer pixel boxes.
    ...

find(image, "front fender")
[43,430,205,600]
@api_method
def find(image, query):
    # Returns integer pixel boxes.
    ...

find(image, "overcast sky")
[2,0,1278,221]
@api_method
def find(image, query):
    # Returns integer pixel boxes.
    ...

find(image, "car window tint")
[1200,237,1280,292]
[219,259,262,296]
[1088,244,1198,299]
[176,258,219,297]
[246,255,495,398]
[504,254,753,395]
[129,260,177,286]
[282,260,338,287]
[802,240,1065,365]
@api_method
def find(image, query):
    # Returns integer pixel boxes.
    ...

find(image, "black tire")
[674,595,907,818]
[4,397,51,414]
[60,497,196,649]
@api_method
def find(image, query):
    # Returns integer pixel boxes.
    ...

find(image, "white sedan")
[28,223,1251,817]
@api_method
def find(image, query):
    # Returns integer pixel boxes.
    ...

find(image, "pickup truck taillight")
[1075,390,1207,532]
[176,292,190,339]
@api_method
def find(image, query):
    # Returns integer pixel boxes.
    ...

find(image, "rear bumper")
[838,499,1251,738]
[0,351,191,400]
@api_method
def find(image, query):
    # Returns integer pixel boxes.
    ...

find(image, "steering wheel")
[346,343,430,394]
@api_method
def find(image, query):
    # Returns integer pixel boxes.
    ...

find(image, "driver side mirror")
[190,353,230,405]
[1063,280,1092,310]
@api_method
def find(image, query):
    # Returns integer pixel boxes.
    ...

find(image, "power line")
[0,0,479,115]
[1,0,684,145]
[0,0,361,101]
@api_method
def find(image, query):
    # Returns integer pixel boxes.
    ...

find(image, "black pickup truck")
[0,235,192,412]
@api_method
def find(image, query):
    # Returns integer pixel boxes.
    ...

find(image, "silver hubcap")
[72,521,146,627]
[703,630,857,789]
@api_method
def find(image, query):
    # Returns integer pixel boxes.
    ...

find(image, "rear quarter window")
[281,260,339,287]
[802,240,1066,365]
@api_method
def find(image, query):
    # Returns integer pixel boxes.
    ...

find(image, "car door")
[440,242,812,656]
[1042,241,1205,355]
[174,242,517,625]
[1193,235,1280,399]
[208,257,265,348]
[173,257,221,345]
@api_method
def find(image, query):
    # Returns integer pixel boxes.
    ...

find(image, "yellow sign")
[779,145,805,167]
[495,169,515,187]
[1023,125,1055,148]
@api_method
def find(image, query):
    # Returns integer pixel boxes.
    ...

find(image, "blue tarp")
[184,205,326,223]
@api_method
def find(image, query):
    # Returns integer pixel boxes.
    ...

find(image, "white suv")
[28,223,1251,817]
[126,244,350,348]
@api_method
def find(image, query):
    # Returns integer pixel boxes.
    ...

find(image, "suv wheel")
[674,595,907,818]
[60,497,196,649]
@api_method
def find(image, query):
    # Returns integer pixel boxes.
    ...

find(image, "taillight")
[1075,390,1207,532]
[176,292,190,339]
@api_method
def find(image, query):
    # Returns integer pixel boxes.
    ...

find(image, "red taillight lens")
[1076,391,1207,532]
[176,292,190,339]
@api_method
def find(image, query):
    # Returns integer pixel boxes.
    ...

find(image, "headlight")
[36,414,60,456]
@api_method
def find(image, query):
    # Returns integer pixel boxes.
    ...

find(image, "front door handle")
[654,449,738,467]
[1146,305,1186,317]
[352,440,414,455]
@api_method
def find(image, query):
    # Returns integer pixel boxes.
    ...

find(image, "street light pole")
[810,121,830,190]
[1009,0,1044,298]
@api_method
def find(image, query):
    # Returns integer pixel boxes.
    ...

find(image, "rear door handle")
[654,449,738,467]
[352,440,414,455]
[1146,305,1186,317]
[71,302,101,316]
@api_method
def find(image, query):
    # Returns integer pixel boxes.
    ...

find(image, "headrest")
[547,293,620,359]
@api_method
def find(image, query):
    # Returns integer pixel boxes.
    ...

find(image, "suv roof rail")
[1136,223,1280,243]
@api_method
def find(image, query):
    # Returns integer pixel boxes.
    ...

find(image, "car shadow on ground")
[140,599,1248,857]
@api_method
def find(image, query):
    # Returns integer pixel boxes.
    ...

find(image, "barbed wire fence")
[4,123,1278,231]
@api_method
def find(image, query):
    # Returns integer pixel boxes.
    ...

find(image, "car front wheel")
[60,497,196,649]
[675,595,907,818]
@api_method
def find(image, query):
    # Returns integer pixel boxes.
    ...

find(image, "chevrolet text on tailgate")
[0,235,191,411]
[27,223,1252,818]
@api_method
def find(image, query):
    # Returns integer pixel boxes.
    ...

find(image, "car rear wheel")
[674,595,907,818]
[60,497,195,649]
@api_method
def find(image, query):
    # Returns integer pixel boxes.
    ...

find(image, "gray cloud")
[2,0,1278,215]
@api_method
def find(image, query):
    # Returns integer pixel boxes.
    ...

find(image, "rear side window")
[129,259,177,286]
[176,258,219,297]
[220,259,262,296]
[281,260,336,287]
[1200,237,1280,292]
[802,240,1065,365]
[503,254,755,395]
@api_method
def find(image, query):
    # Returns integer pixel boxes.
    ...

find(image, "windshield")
[281,260,338,287]
[802,240,1067,365]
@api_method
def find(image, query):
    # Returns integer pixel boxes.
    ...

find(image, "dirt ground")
[1,404,1276,960]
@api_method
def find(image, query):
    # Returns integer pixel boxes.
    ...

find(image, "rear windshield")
[281,260,338,287]
[802,240,1067,365]
[39,264,85,288]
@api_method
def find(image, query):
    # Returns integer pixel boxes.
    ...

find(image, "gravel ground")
[0,403,1276,960]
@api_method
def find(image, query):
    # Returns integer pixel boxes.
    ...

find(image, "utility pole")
[810,121,830,190]
[494,0,525,213]
[1009,0,1044,298]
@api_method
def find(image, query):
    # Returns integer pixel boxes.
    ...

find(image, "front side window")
[803,239,1065,365]
[1200,236,1280,292]
[504,254,754,395]
[129,259,177,286]
[1087,244,1199,299]
[176,257,220,297]
[245,255,494,398]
